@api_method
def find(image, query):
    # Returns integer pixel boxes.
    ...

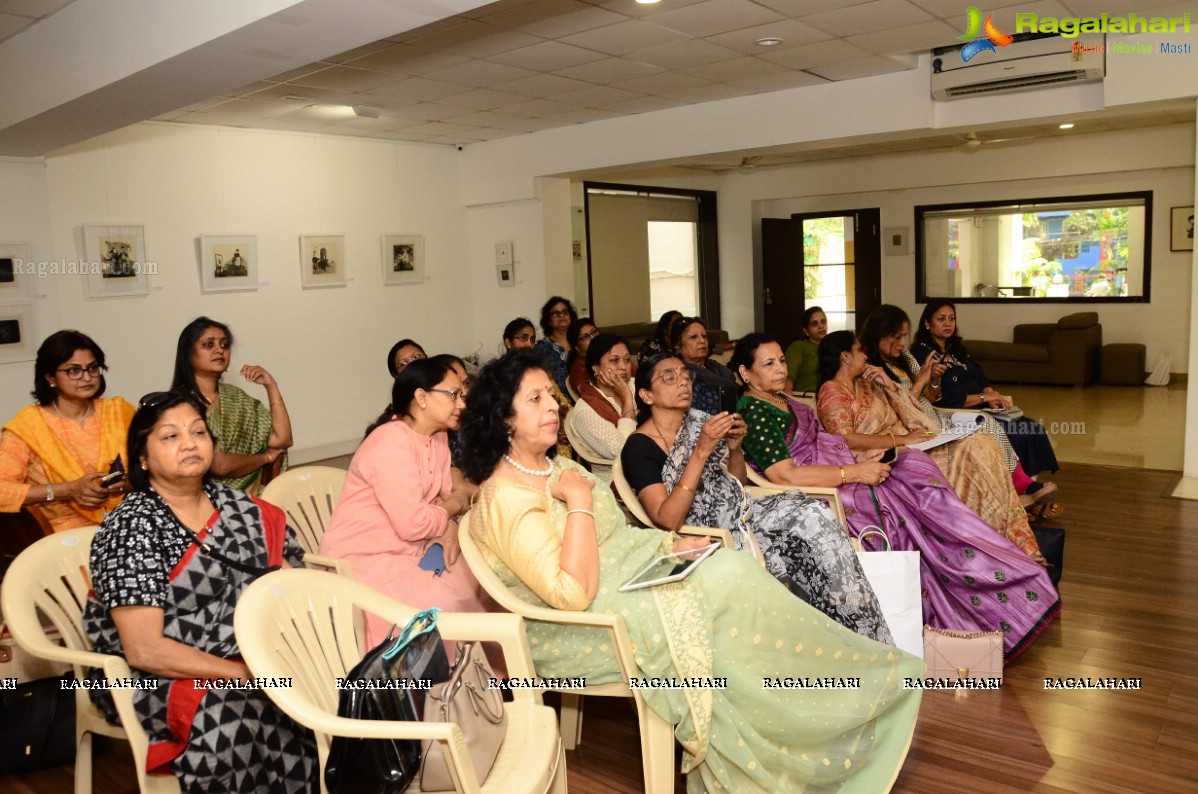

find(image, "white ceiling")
[0,0,71,44]
[138,0,1191,150]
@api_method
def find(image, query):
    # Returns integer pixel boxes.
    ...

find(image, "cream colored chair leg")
[558,692,584,750]
[74,728,92,794]
[550,740,569,794]
[637,699,677,794]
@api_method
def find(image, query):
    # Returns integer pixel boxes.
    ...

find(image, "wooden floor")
[6,462,1196,793]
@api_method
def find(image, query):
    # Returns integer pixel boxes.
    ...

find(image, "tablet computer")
[618,540,721,593]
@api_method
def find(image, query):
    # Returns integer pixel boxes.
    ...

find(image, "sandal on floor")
[1027,501,1064,522]
[1019,481,1059,509]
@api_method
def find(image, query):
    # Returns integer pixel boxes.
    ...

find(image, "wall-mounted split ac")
[931,34,1105,101]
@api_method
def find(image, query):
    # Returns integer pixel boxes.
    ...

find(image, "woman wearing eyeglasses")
[1,330,135,530]
[564,317,599,397]
[534,295,577,396]
[671,316,736,417]
[319,358,495,649]
[386,337,426,378]
[171,317,292,494]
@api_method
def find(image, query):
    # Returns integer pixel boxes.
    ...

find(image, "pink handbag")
[922,626,1003,682]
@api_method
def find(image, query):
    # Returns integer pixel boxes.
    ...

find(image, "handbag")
[420,642,508,791]
[855,517,924,659]
[1031,525,1064,586]
[922,626,1004,682]
[325,608,452,794]
[0,673,77,774]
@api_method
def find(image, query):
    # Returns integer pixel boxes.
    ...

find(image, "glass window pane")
[648,221,699,318]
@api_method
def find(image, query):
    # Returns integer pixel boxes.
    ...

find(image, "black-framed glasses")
[578,329,600,343]
[653,367,695,386]
[427,387,465,402]
[512,332,535,343]
[139,391,174,409]
[57,364,103,380]
[549,308,571,318]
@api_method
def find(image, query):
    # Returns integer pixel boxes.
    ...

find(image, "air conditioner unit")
[931,34,1105,100]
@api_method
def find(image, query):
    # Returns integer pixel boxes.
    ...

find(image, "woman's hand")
[981,388,1012,409]
[439,521,462,568]
[68,472,117,507]
[551,468,595,509]
[861,365,894,392]
[898,431,933,446]
[596,370,635,416]
[849,461,891,485]
[239,364,276,388]
[671,535,715,559]
[724,413,747,452]
[697,412,735,456]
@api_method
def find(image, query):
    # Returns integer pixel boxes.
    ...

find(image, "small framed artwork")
[0,242,33,302]
[200,235,258,293]
[300,235,346,289]
[883,227,910,256]
[381,234,424,286]
[1170,206,1194,252]
[0,302,36,363]
[83,224,149,299]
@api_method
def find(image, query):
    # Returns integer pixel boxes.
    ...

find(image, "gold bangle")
[839,467,846,485]
[679,483,694,493]
[888,432,896,448]
[270,398,283,407]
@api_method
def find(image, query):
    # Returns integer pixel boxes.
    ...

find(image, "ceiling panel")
[630,39,743,70]
[488,39,610,70]
[648,0,786,38]
[558,19,690,56]
[801,0,934,38]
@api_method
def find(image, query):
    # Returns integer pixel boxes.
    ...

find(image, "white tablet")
[618,540,721,592]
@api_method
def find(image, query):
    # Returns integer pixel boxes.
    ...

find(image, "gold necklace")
[649,415,678,451]
[746,388,786,411]
[50,399,93,425]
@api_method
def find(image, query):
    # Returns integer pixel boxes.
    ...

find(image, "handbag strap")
[382,608,441,661]
[438,643,505,724]
[856,527,891,551]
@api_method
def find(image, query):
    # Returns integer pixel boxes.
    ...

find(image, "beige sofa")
[966,312,1102,386]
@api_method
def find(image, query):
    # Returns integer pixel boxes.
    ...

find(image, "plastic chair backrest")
[562,410,615,468]
[259,465,347,554]
[611,456,656,528]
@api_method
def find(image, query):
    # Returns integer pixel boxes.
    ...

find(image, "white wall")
[5,123,473,460]
[745,124,1196,370]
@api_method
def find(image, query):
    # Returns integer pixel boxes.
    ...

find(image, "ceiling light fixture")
[635,0,661,5]
[756,37,783,46]
[353,105,383,119]
[1059,123,1074,129]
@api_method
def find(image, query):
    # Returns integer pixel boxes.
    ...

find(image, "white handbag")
[856,528,923,659]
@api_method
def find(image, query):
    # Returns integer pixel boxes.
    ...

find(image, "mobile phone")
[98,470,124,487]
[880,447,898,464]
[717,383,739,415]
[418,543,446,576]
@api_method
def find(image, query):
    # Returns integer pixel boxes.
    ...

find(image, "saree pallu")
[206,383,285,493]
[817,378,1041,560]
[660,409,893,644]
[739,394,1059,662]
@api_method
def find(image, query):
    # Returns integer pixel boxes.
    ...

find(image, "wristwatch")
[45,483,54,501]
[977,392,987,404]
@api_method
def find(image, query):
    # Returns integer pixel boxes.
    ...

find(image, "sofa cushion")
[1057,312,1099,330]
[967,340,1051,364]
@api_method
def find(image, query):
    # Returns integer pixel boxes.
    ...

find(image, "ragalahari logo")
[959,7,1014,61]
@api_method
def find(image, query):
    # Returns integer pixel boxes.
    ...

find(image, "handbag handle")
[383,608,441,661]
[855,526,891,551]
[435,643,505,725]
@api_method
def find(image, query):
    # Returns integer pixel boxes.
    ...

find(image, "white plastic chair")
[233,568,567,794]
[561,409,615,470]
[744,467,850,530]
[0,528,180,794]
[259,465,350,575]
[458,510,710,794]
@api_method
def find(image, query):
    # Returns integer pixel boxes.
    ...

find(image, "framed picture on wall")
[0,242,34,302]
[200,235,258,293]
[83,224,149,299]
[381,234,423,286]
[1170,206,1194,252]
[300,234,346,289]
[0,302,36,363]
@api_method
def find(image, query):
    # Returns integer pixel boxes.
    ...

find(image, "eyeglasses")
[139,391,173,408]
[653,367,695,386]
[58,364,103,380]
[549,308,571,318]
[199,338,232,350]
[427,387,465,402]
[396,351,426,370]
[578,329,600,344]
[512,333,535,343]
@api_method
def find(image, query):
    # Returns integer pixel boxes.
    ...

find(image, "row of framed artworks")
[9,226,428,300]
[0,242,35,363]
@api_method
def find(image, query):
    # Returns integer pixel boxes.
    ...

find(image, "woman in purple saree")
[731,333,1059,662]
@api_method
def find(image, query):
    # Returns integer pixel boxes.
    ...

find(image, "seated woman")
[461,350,921,793]
[569,333,636,484]
[319,359,492,649]
[82,391,317,792]
[504,317,575,462]
[429,353,473,473]
[912,301,1061,517]
[671,316,736,416]
[620,353,892,643]
[734,333,1059,659]
[859,305,1061,525]
[785,306,828,393]
[637,309,681,364]
[1,330,134,531]
[819,331,1044,562]
[565,317,599,397]
[171,317,292,493]
[386,338,426,378]
[534,295,577,396]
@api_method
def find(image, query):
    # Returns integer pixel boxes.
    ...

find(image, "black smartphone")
[880,447,898,464]
[717,383,739,415]
[99,455,125,487]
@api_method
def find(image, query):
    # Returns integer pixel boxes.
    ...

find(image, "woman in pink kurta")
[319,358,491,648]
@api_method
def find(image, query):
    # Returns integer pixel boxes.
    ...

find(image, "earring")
[140,462,148,471]
[420,402,427,410]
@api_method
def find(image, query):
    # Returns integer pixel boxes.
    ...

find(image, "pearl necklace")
[503,453,554,477]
